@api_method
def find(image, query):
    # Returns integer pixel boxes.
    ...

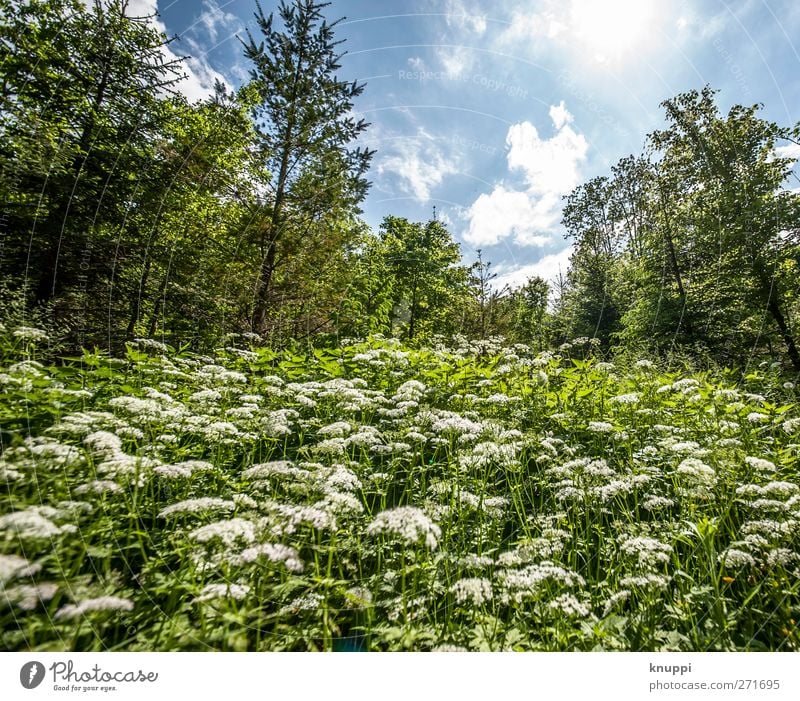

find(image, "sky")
[133,0,800,290]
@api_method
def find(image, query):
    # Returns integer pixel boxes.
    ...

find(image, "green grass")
[1,331,799,651]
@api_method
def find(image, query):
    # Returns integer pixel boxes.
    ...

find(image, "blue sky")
[135,0,800,289]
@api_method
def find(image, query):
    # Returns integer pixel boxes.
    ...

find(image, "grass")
[1,330,799,651]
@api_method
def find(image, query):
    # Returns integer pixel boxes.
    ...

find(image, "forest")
[1,0,799,652]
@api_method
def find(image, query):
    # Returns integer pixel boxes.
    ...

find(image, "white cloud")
[775,143,800,162]
[549,100,573,130]
[464,102,588,248]
[496,9,565,45]
[464,186,556,247]
[493,247,574,290]
[506,107,588,195]
[377,131,460,203]
[407,56,426,71]
[444,0,487,35]
[196,0,241,43]
[122,0,230,103]
[436,45,474,78]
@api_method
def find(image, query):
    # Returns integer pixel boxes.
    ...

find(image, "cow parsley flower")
[55,596,134,619]
[195,583,250,603]
[367,506,441,549]
[744,456,777,473]
[450,577,492,606]
[190,518,257,547]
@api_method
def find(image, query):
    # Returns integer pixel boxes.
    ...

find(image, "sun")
[570,0,658,63]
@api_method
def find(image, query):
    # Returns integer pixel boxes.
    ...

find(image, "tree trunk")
[766,290,800,371]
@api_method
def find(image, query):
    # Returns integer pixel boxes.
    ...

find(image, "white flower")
[317,421,352,437]
[366,506,441,549]
[0,510,67,539]
[0,554,41,584]
[2,582,58,610]
[747,412,769,423]
[587,421,614,433]
[83,431,123,457]
[609,393,640,405]
[548,594,592,618]
[55,596,134,619]
[602,590,631,617]
[744,456,777,473]
[236,543,304,572]
[190,518,257,547]
[676,458,716,488]
[195,583,250,603]
[158,498,236,518]
[73,480,123,495]
[450,578,492,606]
[13,326,49,342]
[618,535,672,566]
[619,574,670,590]
[718,548,756,569]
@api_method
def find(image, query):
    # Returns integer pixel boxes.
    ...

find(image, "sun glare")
[570,0,658,63]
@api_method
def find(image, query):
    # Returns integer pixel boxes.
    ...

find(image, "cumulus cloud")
[123,0,231,103]
[493,247,574,290]
[506,113,588,194]
[464,102,588,247]
[775,143,800,162]
[377,130,460,203]
[465,186,556,246]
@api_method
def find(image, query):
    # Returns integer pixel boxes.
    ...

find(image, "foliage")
[1,327,799,651]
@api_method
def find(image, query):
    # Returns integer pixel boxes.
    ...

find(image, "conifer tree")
[242,0,374,333]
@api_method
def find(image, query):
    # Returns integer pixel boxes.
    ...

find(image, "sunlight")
[570,0,658,63]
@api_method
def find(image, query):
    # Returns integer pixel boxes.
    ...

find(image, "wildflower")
[0,554,41,584]
[2,582,58,610]
[236,543,304,572]
[747,412,769,423]
[619,574,670,590]
[317,421,352,437]
[0,510,68,539]
[195,583,250,603]
[366,506,441,549]
[745,456,777,473]
[719,549,756,569]
[549,594,592,618]
[618,535,672,567]
[587,421,614,433]
[158,498,235,518]
[676,458,716,489]
[609,393,640,405]
[602,590,631,617]
[73,480,123,495]
[55,596,134,619]
[450,578,492,606]
[190,518,257,547]
[12,326,49,342]
[281,592,323,615]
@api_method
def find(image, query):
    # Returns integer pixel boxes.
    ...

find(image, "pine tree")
[242,0,374,334]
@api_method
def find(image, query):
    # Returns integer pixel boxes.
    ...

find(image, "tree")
[241,0,374,334]
[511,276,550,349]
[559,86,800,369]
[0,0,187,348]
[379,216,470,342]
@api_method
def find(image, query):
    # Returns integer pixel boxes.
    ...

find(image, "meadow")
[1,328,799,651]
